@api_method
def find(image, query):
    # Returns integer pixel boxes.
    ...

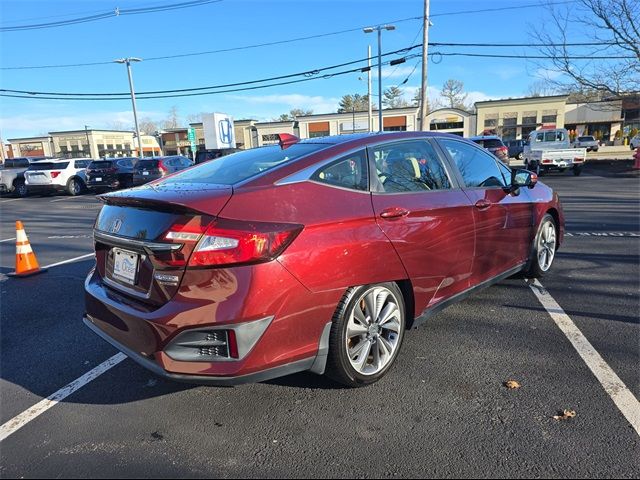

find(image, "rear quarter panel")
[526,182,565,247]
[220,182,408,293]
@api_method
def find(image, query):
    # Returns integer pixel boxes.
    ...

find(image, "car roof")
[468,135,502,141]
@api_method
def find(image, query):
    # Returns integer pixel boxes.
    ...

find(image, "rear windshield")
[89,161,115,169]
[28,162,69,170]
[3,159,30,168]
[137,159,159,168]
[162,143,329,185]
[578,136,595,141]
[483,139,504,148]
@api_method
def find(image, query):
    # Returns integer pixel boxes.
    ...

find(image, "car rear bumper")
[83,315,315,385]
[83,261,338,384]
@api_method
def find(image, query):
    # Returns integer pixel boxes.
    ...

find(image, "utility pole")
[114,57,143,158]
[419,0,431,131]
[364,25,395,132]
[367,45,373,132]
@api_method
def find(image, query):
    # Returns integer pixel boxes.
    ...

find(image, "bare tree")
[531,0,639,96]
[526,80,561,97]
[411,87,443,111]
[186,112,204,124]
[163,106,180,129]
[440,79,470,110]
[289,108,313,118]
[138,117,160,134]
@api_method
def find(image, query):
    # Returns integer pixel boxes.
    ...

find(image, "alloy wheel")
[345,286,402,376]
[537,220,556,272]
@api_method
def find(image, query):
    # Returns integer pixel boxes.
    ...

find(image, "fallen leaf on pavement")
[553,409,577,420]
[504,380,521,389]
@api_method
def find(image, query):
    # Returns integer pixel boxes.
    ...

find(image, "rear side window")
[312,150,368,191]
[89,161,114,169]
[440,139,507,188]
[578,136,594,141]
[74,160,90,168]
[373,140,450,193]
[163,143,328,185]
[4,159,30,168]
[28,162,69,170]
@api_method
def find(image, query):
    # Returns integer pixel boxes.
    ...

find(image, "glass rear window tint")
[137,160,159,169]
[89,161,114,169]
[28,162,69,170]
[163,143,329,186]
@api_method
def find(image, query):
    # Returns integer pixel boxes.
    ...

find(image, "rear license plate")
[112,248,139,285]
[95,177,102,182]
[558,161,568,167]
[142,171,150,176]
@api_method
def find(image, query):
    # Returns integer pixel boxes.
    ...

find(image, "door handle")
[474,199,492,210]
[380,207,410,219]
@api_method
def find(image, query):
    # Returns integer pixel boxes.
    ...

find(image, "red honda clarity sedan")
[84,132,564,387]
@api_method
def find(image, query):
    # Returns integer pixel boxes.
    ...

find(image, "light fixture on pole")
[363,24,395,133]
[114,57,143,158]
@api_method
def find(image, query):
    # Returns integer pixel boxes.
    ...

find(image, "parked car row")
[1,155,194,197]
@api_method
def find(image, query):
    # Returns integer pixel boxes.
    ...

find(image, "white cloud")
[0,109,166,140]
[228,93,340,113]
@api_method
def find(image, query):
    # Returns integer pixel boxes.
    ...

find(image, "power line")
[0,0,222,32]
[0,54,423,101]
[430,52,636,60]
[0,0,584,67]
[0,45,421,97]
[0,16,424,70]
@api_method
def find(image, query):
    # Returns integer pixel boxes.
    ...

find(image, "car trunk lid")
[94,183,232,306]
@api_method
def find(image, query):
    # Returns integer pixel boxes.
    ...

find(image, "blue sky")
[0,0,584,139]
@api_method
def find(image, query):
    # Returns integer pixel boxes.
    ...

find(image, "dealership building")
[5,94,638,160]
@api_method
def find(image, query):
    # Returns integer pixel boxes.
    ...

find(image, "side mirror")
[512,169,538,189]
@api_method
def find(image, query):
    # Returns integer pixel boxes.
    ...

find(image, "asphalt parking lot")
[0,162,638,478]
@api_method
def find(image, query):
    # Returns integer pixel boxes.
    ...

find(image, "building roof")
[48,129,135,135]
[475,94,569,106]
[7,136,51,142]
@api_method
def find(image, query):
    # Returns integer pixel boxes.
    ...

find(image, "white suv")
[24,158,91,196]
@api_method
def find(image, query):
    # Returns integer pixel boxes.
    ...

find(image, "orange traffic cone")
[7,221,47,277]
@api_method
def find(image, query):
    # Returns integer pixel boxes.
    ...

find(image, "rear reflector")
[188,218,303,267]
[574,157,584,163]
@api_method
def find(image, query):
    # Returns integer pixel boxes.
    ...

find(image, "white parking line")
[529,279,640,436]
[0,353,127,442]
[42,253,95,269]
[0,237,16,243]
[0,198,24,204]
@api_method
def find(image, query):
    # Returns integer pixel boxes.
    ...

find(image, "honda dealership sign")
[203,113,236,149]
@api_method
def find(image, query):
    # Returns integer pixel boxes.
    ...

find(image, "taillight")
[188,218,303,267]
[158,161,168,175]
[542,159,552,164]
[574,157,584,163]
[50,171,61,178]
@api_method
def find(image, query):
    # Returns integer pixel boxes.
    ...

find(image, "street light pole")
[367,45,372,132]
[84,125,91,157]
[364,25,395,133]
[114,57,143,158]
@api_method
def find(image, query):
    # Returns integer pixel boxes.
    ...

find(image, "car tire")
[67,177,84,196]
[523,213,557,279]
[573,165,583,176]
[13,181,28,198]
[325,283,406,388]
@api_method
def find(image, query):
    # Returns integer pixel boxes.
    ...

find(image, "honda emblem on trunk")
[111,219,123,234]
